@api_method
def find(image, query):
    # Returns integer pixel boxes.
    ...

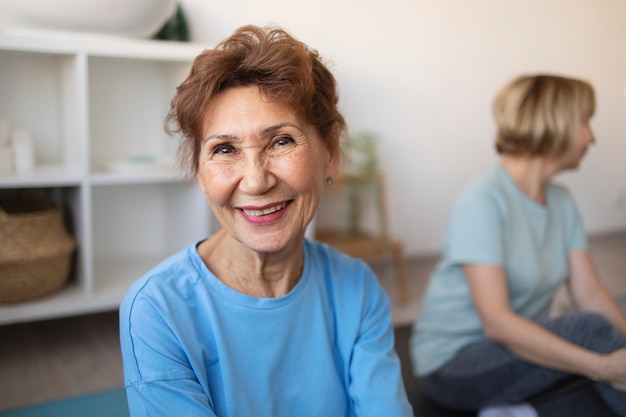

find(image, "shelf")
[0,256,174,326]
[0,165,83,188]
[0,247,199,324]
[0,32,212,325]
[0,29,206,61]
[0,283,125,326]
[90,170,183,186]
[0,283,97,325]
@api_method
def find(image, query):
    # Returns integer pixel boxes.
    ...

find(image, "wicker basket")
[0,198,76,303]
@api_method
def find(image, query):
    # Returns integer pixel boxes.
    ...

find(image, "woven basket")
[0,198,76,303]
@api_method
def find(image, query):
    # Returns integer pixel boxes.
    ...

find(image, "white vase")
[0,0,177,39]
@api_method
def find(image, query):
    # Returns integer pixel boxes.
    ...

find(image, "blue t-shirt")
[410,166,587,376]
[120,238,412,417]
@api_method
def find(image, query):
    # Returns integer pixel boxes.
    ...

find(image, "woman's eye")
[212,144,234,155]
[274,136,295,147]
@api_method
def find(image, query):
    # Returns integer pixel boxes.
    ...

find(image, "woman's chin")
[241,231,302,255]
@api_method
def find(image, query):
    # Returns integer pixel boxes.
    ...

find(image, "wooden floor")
[0,311,124,411]
[0,230,624,411]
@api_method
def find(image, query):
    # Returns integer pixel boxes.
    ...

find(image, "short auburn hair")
[493,74,595,157]
[165,24,346,179]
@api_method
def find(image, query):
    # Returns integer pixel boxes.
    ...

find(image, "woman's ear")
[327,150,340,180]
[325,123,342,180]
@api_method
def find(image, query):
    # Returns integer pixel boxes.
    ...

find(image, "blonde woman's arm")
[567,249,626,337]
[464,263,626,391]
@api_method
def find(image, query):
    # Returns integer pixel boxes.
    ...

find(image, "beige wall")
[180,0,626,256]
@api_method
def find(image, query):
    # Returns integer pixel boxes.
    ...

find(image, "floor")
[0,231,624,412]
[0,310,123,411]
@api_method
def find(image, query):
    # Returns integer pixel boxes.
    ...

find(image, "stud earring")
[326,177,334,185]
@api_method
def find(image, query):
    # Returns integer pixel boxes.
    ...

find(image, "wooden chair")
[315,171,410,304]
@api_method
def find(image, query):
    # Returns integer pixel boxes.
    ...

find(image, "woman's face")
[197,85,339,254]
[559,121,595,170]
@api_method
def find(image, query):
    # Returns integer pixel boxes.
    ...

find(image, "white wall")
[180,0,626,256]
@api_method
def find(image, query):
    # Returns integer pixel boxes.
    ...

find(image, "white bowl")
[0,0,177,39]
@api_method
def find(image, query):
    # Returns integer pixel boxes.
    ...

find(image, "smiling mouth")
[241,202,289,217]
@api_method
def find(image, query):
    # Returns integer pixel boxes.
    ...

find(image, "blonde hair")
[493,74,595,157]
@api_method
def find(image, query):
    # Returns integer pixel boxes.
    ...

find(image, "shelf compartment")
[91,182,209,301]
[0,49,85,174]
[0,185,89,325]
[0,186,87,283]
[91,182,209,281]
[88,56,190,174]
[93,255,167,301]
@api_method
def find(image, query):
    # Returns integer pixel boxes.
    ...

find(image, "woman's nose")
[239,156,275,194]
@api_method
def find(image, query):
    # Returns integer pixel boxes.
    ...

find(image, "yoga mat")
[0,387,129,417]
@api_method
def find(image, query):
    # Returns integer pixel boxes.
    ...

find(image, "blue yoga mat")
[0,387,129,417]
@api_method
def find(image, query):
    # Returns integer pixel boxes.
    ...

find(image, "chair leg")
[391,241,410,304]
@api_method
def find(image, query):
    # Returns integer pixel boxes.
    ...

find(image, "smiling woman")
[118,24,413,417]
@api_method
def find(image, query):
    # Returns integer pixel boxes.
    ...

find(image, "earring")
[326,177,334,185]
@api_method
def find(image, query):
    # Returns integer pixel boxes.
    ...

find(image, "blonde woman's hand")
[599,348,626,392]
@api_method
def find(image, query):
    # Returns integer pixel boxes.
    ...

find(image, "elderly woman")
[410,74,626,416]
[119,25,412,417]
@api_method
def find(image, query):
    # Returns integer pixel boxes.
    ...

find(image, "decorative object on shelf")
[0,198,76,303]
[101,155,176,174]
[11,128,34,173]
[343,132,378,176]
[0,0,177,39]
[153,2,190,42]
[342,132,379,235]
[0,123,36,174]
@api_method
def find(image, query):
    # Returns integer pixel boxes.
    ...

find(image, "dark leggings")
[419,312,626,417]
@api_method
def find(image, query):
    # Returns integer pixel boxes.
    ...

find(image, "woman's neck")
[500,155,559,205]
[198,229,304,298]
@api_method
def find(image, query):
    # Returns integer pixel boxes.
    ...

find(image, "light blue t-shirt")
[120,238,413,417]
[410,166,587,376]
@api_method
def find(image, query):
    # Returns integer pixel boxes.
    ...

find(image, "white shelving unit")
[0,31,213,325]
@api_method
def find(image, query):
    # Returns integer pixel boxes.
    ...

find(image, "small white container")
[0,146,13,173]
[12,128,35,172]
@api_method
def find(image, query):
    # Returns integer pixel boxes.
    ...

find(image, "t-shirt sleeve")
[557,186,588,250]
[119,283,218,417]
[347,266,414,417]
[446,185,505,266]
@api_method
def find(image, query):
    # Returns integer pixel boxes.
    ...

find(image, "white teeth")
[242,202,287,216]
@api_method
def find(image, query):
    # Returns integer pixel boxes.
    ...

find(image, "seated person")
[410,74,626,417]
[119,24,413,417]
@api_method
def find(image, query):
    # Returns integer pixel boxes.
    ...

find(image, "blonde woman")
[411,74,626,416]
